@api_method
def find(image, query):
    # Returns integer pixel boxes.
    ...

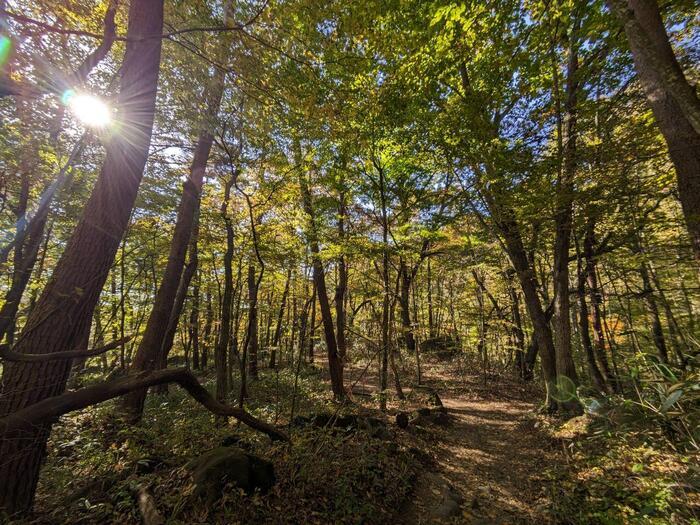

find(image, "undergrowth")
[20,365,419,525]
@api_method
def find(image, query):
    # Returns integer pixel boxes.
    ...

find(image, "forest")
[0,0,699,523]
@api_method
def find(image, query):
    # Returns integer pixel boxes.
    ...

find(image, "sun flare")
[63,91,112,128]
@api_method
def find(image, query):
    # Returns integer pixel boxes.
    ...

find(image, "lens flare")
[63,91,112,128]
[0,36,11,67]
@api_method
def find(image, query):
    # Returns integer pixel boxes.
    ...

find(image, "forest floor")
[343,357,557,524]
[16,353,699,524]
[390,362,556,524]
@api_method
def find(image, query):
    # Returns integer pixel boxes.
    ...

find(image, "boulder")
[186,447,275,502]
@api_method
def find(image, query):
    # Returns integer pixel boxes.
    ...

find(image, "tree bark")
[216,177,235,404]
[246,263,259,381]
[609,0,700,261]
[583,220,618,390]
[270,269,291,368]
[552,17,581,411]
[298,167,344,398]
[121,58,223,420]
[0,0,164,513]
[576,251,608,393]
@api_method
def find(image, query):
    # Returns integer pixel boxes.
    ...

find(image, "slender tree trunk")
[378,164,390,411]
[216,177,235,404]
[121,56,224,420]
[492,198,558,410]
[335,189,349,364]
[247,263,259,381]
[308,283,317,363]
[427,259,435,338]
[190,270,201,371]
[576,251,608,393]
[507,271,528,379]
[270,269,291,368]
[298,168,344,398]
[583,221,618,390]
[202,289,213,369]
[552,19,581,411]
[398,260,416,352]
[0,0,164,513]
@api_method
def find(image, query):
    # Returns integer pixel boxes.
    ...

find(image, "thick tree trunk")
[0,0,164,513]
[609,0,700,261]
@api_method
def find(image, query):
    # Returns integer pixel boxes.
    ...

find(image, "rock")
[396,411,410,429]
[186,447,275,502]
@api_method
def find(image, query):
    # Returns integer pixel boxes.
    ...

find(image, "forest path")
[395,360,560,524]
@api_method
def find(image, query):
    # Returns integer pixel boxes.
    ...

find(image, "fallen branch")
[0,368,289,442]
[0,336,132,362]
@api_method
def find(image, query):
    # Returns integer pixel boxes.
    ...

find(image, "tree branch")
[0,368,289,441]
[0,336,132,362]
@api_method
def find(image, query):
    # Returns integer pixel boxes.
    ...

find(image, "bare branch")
[0,336,131,362]
[0,368,289,441]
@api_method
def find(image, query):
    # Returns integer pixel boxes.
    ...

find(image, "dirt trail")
[396,361,561,524]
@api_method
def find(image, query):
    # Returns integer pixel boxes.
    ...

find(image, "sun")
[63,90,112,128]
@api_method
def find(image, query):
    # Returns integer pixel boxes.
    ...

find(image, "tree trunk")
[576,251,608,393]
[0,0,164,513]
[552,18,581,411]
[190,269,201,370]
[298,168,344,398]
[121,57,223,420]
[492,198,558,410]
[335,189,349,364]
[427,259,435,338]
[216,178,235,405]
[399,260,416,352]
[609,0,700,261]
[582,222,616,380]
[246,263,259,381]
[270,269,291,368]
[202,289,213,369]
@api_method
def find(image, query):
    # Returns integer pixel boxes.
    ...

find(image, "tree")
[0,0,165,512]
